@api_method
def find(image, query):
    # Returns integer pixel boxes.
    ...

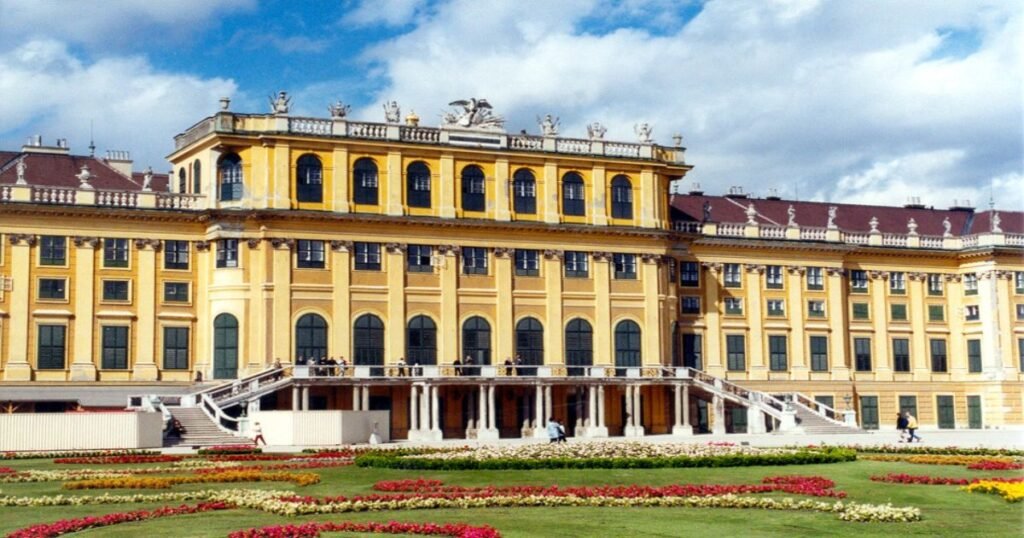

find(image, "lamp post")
[842,393,852,411]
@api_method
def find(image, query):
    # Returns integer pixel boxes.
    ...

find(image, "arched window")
[213,313,238,379]
[610,175,633,219]
[178,168,187,193]
[295,313,327,361]
[515,317,544,376]
[406,315,437,365]
[296,154,323,203]
[192,160,202,194]
[562,172,585,216]
[218,153,243,201]
[565,318,593,376]
[353,314,384,375]
[461,316,491,366]
[461,165,485,212]
[512,168,536,214]
[406,161,431,208]
[614,320,641,375]
[353,158,379,205]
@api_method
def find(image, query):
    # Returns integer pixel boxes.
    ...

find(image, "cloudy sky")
[1,0,1020,209]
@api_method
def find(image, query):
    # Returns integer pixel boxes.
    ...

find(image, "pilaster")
[786,266,807,379]
[639,169,656,228]
[641,255,661,366]
[869,271,891,379]
[193,240,212,376]
[826,268,850,380]
[439,154,455,218]
[4,235,34,380]
[272,143,290,209]
[69,237,98,380]
[385,151,403,216]
[131,239,160,381]
[494,159,511,221]
[439,245,460,363]
[271,239,293,362]
[494,248,514,363]
[331,241,352,361]
[542,161,559,223]
[331,147,350,212]
[591,165,607,226]
[385,243,406,364]
[745,264,766,379]
[593,252,611,366]
[543,250,564,366]
[702,263,723,375]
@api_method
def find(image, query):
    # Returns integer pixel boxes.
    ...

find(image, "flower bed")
[848,445,1024,457]
[6,502,231,538]
[1,450,159,460]
[197,446,263,455]
[356,443,855,470]
[963,481,1024,502]
[0,467,15,474]
[62,470,320,490]
[871,473,1024,486]
[228,521,501,538]
[966,460,1024,471]
[53,455,184,465]
[193,460,352,474]
[860,454,1020,466]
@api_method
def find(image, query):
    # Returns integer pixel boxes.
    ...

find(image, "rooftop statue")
[269,91,291,114]
[383,101,401,123]
[634,122,653,144]
[442,98,505,130]
[328,100,351,119]
[142,166,153,192]
[587,122,607,140]
[15,157,27,185]
[827,206,838,229]
[76,164,94,190]
[942,216,952,237]
[907,217,918,235]
[745,203,757,225]
[787,205,797,227]
[991,212,1002,233]
[538,114,560,136]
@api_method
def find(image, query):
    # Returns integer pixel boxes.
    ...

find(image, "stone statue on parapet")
[383,101,401,123]
[787,205,797,227]
[702,201,712,222]
[328,100,351,119]
[942,217,952,237]
[634,122,653,143]
[15,157,27,185]
[538,114,559,136]
[587,122,607,140]
[442,98,505,130]
[827,206,838,229]
[269,91,291,114]
[142,167,153,192]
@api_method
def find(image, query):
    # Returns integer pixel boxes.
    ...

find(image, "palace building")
[0,95,1021,444]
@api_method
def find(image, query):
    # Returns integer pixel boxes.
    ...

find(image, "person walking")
[252,422,266,446]
[397,357,408,377]
[896,412,908,442]
[547,418,561,443]
[905,411,922,443]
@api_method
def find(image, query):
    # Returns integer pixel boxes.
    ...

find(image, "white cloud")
[343,0,429,27]
[0,40,236,171]
[350,0,1022,208]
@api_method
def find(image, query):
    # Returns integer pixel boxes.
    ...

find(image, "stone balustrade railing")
[1,184,205,211]
[672,218,1019,251]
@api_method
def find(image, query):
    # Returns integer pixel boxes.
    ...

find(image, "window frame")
[768,334,788,371]
[563,251,589,278]
[610,175,633,220]
[561,172,586,216]
[766,299,785,317]
[296,239,326,269]
[218,153,244,201]
[163,240,190,270]
[295,153,323,203]
[807,300,826,318]
[162,326,190,370]
[680,296,701,315]
[889,272,905,294]
[215,239,239,269]
[406,245,434,273]
[100,325,130,370]
[765,265,784,289]
[889,303,908,321]
[724,263,742,288]
[852,302,870,320]
[103,238,130,269]
[613,253,637,280]
[101,279,131,303]
[514,249,540,277]
[461,247,488,275]
[853,337,872,371]
[809,335,828,372]
[39,235,67,266]
[36,324,67,370]
[460,165,486,212]
[892,338,910,372]
[406,161,432,209]
[849,270,868,292]
[679,261,700,287]
[930,338,948,372]
[967,338,982,373]
[806,267,824,290]
[512,168,537,214]
[37,277,67,301]
[163,281,190,304]
[353,158,379,205]
[354,242,382,271]
[726,334,746,371]
[724,297,743,315]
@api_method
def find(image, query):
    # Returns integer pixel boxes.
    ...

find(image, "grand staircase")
[163,407,253,448]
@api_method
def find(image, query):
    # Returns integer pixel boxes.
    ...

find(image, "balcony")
[1,184,203,210]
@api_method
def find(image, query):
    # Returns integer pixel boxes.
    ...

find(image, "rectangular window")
[854,337,872,371]
[163,282,189,303]
[766,299,785,316]
[407,245,433,273]
[809,335,828,372]
[564,251,589,278]
[889,272,905,294]
[163,240,190,270]
[613,253,637,280]
[726,334,745,371]
[462,247,487,275]
[563,181,585,216]
[898,395,918,418]
[937,395,956,429]
[296,240,325,269]
[37,325,66,369]
[849,270,868,292]
[102,280,130,302]
[1017,304,1024,321]
[967,339,982,373]
[927,304,944,322]
[928,274,943,295]
[38,278,66,300]
[930,338,948,372]
[682,333,702,369]
[101,326,129,370]
[852,302,869,320]
[892,338,910,372]
[724,263,742,288]
[681,296,700,314]
[806,267,823,290]
[1020,338,1024,372]
[354,242,381,271]
[815,395,835,410]
[163,327,190,370]
[1016,272,1024,294]
[680,261,700,287]
[890,303,907,321]
[765,265,783,289]
[965,305,980,321]
[807,300,826,318]
[963,273,978,295]
[724,297,743,315]
[769,335,787,371]
[103,238,129,268]
[515,249,539,277]
[39,236,66,266]
[860,395,879,430]
[216,239,238,268]
[513,178,536,214]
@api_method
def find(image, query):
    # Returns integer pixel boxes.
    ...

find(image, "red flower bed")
[0,467,15,474]
[207,454,296,462]
[193,460,353,474]
[197,446,262,455]
[6,502,231,538]
[870,473,1024,486]
[967,460,1024,471]
[228,520,500,538]
[53,455,184,465]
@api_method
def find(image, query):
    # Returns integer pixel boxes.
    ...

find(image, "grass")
[0,457,1022,537]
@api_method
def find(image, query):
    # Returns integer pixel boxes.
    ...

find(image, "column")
[408,385,420,435]
[132,239,159,380]
[680,385,692,434]
[3,235,33,380]
[702,264,724,375]
[633,384,644,435]
[330,242,352,364]
[786,267,808,379]
[826,268,850,380]
[870,272,891,378]
[386,244,406,367]
[439,246,459,364]
[748,406,767,434]
[362,384,370,410]
[598,385,606,428]
[248,239,269,367]
[429,385,441,438]
[271,241,293,363]
[301,386,310,411]
[533,384,546,438]
[593,253,612,368]
[495,250,514,362]
[478,384,487,430]
[673,385,682,429]
[419,384,429,432]
[70,237,98,380]
[487,385,497,431]
[385,151,403,216]
[623,385,634,435]
[544,251,563,369]
[588,386,597,427]
[712,394,726,435]
[907,272,929,378]
[292,385,299,411]
[544,384,553,423]
[745,266,766,379]
[193,241,212,377]
[352,385,361,411]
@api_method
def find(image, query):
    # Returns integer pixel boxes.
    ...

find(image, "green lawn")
[0,458,1021,537]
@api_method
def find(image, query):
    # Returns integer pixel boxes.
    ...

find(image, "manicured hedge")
[1,450,159,460]
[355,448,856,470]
[849,445,1024,457]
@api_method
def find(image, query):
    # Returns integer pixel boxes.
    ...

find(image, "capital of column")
[8,233,36,247]
[72,236,101,248]
[330,240,353,252]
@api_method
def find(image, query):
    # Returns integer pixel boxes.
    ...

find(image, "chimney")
[688,182,704,195]
[765,188,781,201]
[104,150,133,177]
[725,185,748,199]
[21,135,70,155]
[949,199,974,211]
[903,196,925,209]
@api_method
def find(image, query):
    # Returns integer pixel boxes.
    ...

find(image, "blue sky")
[0,0,1020,208]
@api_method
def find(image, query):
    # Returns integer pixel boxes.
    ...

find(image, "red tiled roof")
[670,194,1022,237]
[0,152,168,192]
